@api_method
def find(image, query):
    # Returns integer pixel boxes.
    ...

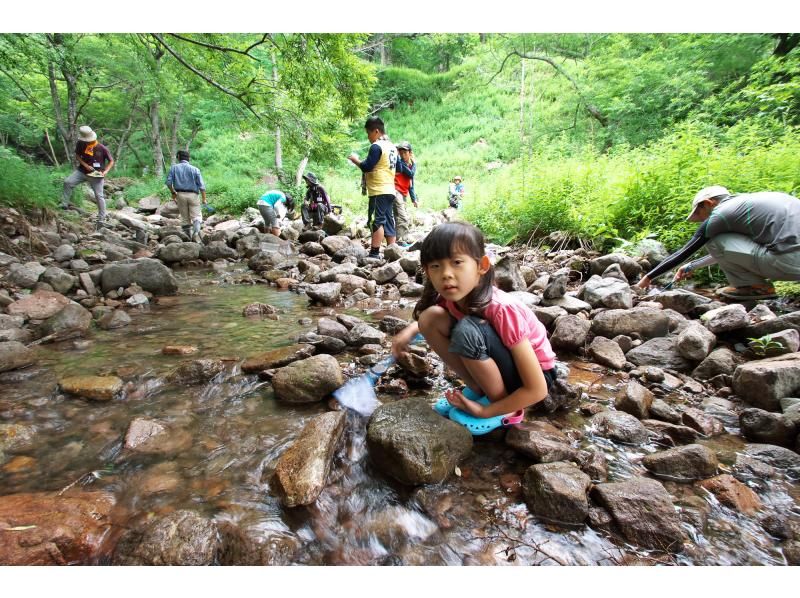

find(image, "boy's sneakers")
[716,284,777,301]
[368,248,381,259]
[398,241,412,248]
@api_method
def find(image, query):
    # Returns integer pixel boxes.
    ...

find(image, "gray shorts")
[258,203,277,228]
[449,315,555,394]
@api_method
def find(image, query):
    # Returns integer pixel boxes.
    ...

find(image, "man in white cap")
[637,185,800,300]
[61,125,115,230]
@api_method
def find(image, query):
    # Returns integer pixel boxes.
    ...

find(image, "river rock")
[53,244,76,262]
[642,444,718,481]
[38,303,92,338]
[97,309,131,330]
[166,359,225,385]
[550,315,591,352]
[0,491,115,565]
[589,410,650,444]
[580,275,633,309]
[641,419,699,445]
[589,254,642,280]
[372,261,403,284]
[531,305,566,329]
[696,474,762,514]
[321,213,344,235]
[541,294,591,314]
[158,242,201,263]
[333,274,369,295]
[113,509,217,565]
[396,351,433,377]
[272,411,346,507]
[60,375,123,401]
[162,345,198,355]
[320,235,352,256]
[305,282,341,306]
[346,322,385,347]
[590,308,670,340]
[681,407,725,437]
[523,462,591,526]
[743,444,800,478]
[505,421,580,463]
[100,258,178,295]
[137,195,162,211]
[615,380,653,420]
[601,263,628,283]
[506,291,540,310]
[0,341,35,373]
[692,347,738,381]
[272,354,343,403]
[242,302,278,317]
[494,255,526,292]
[300,242,326,257]
[676,323,717,361]
[739,408,796,447]
[591,477,684,551]
[651,290,711,315]
[200,241,237,261]
[241,344,315,373]
[6,262,44,288]
[217,521,301,566]
[399,253,421,275]
[732,353,800,411]
[626,337,694,373]
[39,267,76,294]
[587,336,627,369]
[0,423,36,453]
[367,398,472,486]
[701,303,748,334]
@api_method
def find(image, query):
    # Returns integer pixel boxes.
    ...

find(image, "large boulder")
[615,380,653,420]
[744,310,800,339]
[692,347,738,381]
[0,491,116,565]
[200,241,238,261]
[590,308,670,340]
[271,354,344,403]
[494,255,527,292]
[522,462,591,526]
[732,353,800,411]
[6,262,44,288]
[100,258,178,296]
[372,261,403,284]
[166,359,226,385]
[320,235,352,256]
[641,444,719,481]
[651,290,711,315]
[0,341,36,373]
[366,399,472,485]
[241,344,315,373]
[700,303,748,334]
[53,244,76,262]
[591,477,684,551]
[40,267,76,294]
[158,242,201,263]
[346,322,386,347]
[113,510,217,565]
[626,337,695,373]
[272,411,346,507]
[589,253,642,280]
[696,474,762,514]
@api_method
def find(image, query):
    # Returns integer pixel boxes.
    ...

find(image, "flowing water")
[1,267,797,565]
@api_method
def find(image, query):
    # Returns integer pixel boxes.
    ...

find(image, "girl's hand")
[391,324,419,359]
[445,388,485,417]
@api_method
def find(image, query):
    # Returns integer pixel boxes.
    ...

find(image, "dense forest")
[1,33,799,252]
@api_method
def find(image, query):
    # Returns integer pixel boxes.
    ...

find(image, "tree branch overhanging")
[165,33,270,59]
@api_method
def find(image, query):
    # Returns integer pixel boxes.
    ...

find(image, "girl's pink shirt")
[437,287,557,370]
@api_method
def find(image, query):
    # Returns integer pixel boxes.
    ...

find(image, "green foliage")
[0,147,60,208]
[372,67,456,106]
[747,334,785,356]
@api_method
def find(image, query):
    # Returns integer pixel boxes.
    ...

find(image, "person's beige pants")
[176,191,201,225]
[706,233,800,287]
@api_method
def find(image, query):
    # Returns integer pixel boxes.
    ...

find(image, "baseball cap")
[397,141,412,151]
[687,185,730,221]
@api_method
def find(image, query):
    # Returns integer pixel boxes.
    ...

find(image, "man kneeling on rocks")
[637,185,800,301]
[166,150,207,243]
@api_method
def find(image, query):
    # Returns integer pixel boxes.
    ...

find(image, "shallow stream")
[1,267,797,565]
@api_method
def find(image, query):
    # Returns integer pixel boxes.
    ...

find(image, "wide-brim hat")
[687,185,729,221]
[78,126,97,142]
[453,176,462,182]
[303,172,319,185]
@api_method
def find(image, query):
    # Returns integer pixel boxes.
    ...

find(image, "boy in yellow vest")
[348,116,398,259]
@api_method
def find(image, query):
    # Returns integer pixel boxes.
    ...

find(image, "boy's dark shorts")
[449,315,556,395]
[370,194,396,237]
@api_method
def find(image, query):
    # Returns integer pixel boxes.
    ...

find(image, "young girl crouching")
[391,222,558,435]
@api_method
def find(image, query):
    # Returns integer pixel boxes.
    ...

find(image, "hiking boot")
[716,284,777,301]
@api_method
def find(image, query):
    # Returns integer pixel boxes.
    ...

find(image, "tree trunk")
[773,33,800,57]
[44,129,60,167]
[379,35,387,66]
[295,156,309,186]
[116,94,139,166]
[272,53,283,173]
[47,60,71,163]
[169,99,183,166]
[149,100,164,178]
[519,58,526,145]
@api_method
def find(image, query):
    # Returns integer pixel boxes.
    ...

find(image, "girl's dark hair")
[413,222,495,320]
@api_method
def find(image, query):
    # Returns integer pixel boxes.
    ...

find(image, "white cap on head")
[687,185,729,221]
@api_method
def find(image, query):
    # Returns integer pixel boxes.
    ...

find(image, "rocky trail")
[0,190,799,565]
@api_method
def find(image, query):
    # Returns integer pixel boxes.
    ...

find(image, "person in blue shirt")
[257,190,295,237]
[165,150,207,242]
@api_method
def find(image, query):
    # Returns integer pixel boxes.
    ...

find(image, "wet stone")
[505,421,580,463]
[166,359,225,385]
[642,444,719,481]
[241,344,316,373]
[641,420,699,445]
[587,336,627,370]
[59,375,123,401]
[701,303,748,334]
[589,410,650,444]
[648,398,682,424]
[550,315,591,352]
[732,353,800,411]
[113,510,217,565]
[523,462,591,526]
[0,423,37,453]
[6,290,70,321]
[271,354,344,403]
[162,345,198,355]
[696,474,762,514]
[681,407,725,437]
[739,408,797,447]
[615,380,653,420]
[97,309,131,330]
[217,521,301,566]
[0,341,36,373]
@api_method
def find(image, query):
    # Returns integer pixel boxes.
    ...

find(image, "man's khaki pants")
[176,191,202,226]
[707,233,800,287]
